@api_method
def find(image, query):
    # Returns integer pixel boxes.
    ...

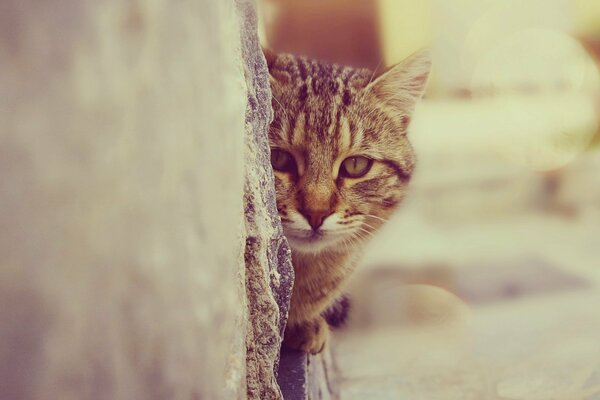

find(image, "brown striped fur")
[265,49,431,353]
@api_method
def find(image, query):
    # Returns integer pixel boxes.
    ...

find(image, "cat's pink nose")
[302,209,332,231]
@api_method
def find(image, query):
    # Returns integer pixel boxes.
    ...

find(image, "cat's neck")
[290,242,364,271]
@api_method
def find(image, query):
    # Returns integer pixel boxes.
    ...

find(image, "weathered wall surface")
[0,0,257,398]
[239,1,295,398]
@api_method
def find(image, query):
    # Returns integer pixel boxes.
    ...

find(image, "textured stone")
[239,0,295,398]
[278,349,309,400]
[278,348,340,400]
[308,348,339,400]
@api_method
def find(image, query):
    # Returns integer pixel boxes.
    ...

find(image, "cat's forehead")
[269,55,372,134]
[270,54,371,96]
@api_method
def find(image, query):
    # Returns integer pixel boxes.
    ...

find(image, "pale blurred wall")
[429,0,574,94]
[377,0,432,64]
[259,0,382,68]
[259,0,600,93]
[377,0,600,94]
[575,0,600,35]
[0,1,246,399]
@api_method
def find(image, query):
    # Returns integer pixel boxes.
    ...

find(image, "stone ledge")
[277,347,339,400]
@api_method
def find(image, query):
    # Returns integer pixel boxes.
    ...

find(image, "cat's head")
[265,49,431,254]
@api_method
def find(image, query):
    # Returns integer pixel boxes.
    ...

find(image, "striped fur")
[266,49,430,353]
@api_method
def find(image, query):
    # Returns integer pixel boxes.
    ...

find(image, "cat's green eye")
[340,156,373,178]
[270,149,296,172]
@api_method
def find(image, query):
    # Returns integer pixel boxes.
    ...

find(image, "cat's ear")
[262,48,292,85]
[365,49,431,112]
[262,47,277,70]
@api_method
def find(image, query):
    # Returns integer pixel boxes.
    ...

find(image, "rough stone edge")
[278,349,309,400]
[238,0,294,398]
[237,0,294,347]
[308,348,340,400]
[278,348,340,400]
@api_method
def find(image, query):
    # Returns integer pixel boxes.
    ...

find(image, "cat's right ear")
[262,48,291,85]
[262,48,277,71]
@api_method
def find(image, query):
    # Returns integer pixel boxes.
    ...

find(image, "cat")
[264,48,431,354]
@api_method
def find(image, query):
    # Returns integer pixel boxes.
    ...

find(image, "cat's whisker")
[363,214,389,224]
[337,219,361,226]
[342,237,354,253]
[333,226,368,236]
[271,94,290,121]
[360,222,379,231]
[349,232,369,247]
[356,227,375,239]
[349,228,369,242]
[345,234,362,249]
[338,234,353,252]
[366,59,383,87]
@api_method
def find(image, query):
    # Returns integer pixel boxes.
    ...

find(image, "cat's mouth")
[282,228,348,253]
[293,230,323,242]
[286,229,323,242]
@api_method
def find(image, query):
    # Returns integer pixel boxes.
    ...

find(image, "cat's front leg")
[283,316,329,354]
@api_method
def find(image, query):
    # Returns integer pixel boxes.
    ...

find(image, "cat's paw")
[283,317,329,354]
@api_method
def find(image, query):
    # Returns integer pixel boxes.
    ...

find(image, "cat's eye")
[270,149,296,172]
[340,156,373,178]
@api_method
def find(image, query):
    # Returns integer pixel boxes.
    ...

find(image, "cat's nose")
[302,209,332,231]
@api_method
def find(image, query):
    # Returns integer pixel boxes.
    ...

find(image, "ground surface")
[334,288,600,400]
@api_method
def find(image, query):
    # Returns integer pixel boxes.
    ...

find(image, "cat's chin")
[284,232,349,254]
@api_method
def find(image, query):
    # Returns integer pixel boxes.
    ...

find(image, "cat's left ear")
[365,49,431,113]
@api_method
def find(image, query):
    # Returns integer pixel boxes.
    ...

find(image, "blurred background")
[260,0,600,398]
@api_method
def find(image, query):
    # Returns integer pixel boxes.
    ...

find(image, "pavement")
[333,288,600,400]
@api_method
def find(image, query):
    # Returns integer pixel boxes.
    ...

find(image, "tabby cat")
[265,49,431,354]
